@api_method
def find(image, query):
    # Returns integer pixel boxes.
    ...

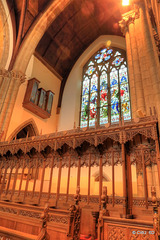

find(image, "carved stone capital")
[11,70,26,84]
[0,69,26,84]
[0,68,10,78]
[119,8,140,35]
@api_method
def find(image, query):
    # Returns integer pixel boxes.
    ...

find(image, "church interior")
[0,0,160,239]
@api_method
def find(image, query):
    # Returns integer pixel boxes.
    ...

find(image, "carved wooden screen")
[80,47,131,128]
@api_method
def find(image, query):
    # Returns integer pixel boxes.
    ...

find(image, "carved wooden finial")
[101,186,109,216]
[151,186,159,236]
[74,185,81,206]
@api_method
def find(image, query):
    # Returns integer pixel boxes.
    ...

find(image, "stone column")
[0,69,11,111]
[119,9,146,117]
[129,12,146,114]
[134,8,154,115]
[136,2,160,124]
[125,30,137,118]
[0,70,25,141]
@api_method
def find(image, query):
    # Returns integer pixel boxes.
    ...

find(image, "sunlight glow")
[122,0,130,6]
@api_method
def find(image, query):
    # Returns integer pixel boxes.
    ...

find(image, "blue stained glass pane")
[95,53,101,59]
[100,107,108,125]
[111,102,120,123]
[107,49,113,55]
[100,71,108,90]
[82,78,89,95]
[119,65,128,84]
[110,78,118,87]
[121,101,131,120]
[86,66,96,75]
[91,74,98,92]
[120,84,129,102]
[81,95,89,111]
[101,48,107,53]
[112,57,124,66]
[104,55,111,61]
[97,58,103,64]
[110,69,118,87]
[80,111,88,128]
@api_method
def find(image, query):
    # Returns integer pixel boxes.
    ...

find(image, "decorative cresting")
[0,69,25,141]
[0,115,157,155]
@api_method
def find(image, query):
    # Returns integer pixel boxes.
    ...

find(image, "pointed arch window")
[80,47,131,128]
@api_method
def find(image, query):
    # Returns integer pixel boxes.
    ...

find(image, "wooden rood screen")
[0,115,159,222]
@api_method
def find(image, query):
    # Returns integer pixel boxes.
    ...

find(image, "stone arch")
[13,0,72,73]
[58,35,126,131]
[7,118,39,141]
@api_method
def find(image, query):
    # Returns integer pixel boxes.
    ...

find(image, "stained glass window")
[80,47,131,127]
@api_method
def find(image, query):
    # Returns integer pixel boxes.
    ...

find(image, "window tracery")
[80,47,131,128]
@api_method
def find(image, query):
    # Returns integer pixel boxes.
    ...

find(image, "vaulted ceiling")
[9,0,130,106]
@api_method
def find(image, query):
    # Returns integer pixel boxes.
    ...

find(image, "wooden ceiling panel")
[63,0,83,19]
[67,37,84,60]
[35,0,123,80]
[43,41,60,67]
[54,57,72,77]
[47,12,67,39]
[53,24,75,47]
[76,19,100,45]
[36,32,52,56]
[68,10,91,34]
